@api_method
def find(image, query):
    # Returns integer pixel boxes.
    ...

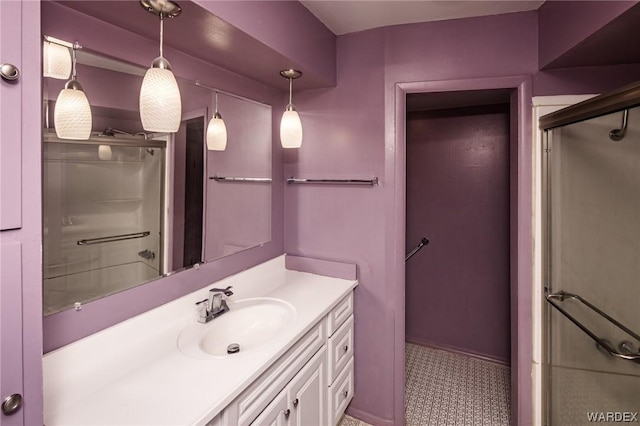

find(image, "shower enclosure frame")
[540,79,640,425]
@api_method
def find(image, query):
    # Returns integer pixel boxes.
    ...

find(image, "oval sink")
[178,297,296,358]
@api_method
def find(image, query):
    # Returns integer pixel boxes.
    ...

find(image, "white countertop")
[44,256,357,426]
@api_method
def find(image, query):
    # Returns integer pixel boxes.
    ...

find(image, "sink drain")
[227,343,240,354]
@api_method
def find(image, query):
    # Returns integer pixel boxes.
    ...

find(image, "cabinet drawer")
[327,315,353,384]
[327,293,353,336]
[328,357,354,426]
[230,320,326,426]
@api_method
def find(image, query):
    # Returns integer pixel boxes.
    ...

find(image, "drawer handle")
[343,390,349,398]
[292,398,299,408]
[343,345,349,352]
[284,409,291,419]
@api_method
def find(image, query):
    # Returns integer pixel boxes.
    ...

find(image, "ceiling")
[300,0,545,35]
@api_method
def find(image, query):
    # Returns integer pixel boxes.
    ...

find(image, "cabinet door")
[289,346,326,426]
[0,241,23,425]
[250,388,289,426]
[0,0,22,230]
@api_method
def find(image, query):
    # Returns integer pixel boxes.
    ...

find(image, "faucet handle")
[210,286,233,297]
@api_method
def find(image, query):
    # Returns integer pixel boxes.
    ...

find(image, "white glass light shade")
[54,88,92,140]
[280,108,303,148]
[43,41,71,79]
[98,145,113,161]
[206,115,227,151]
[139,67,182,133]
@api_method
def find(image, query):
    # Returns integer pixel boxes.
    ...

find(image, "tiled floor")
[340,343,511,426]
[405,342,511,425]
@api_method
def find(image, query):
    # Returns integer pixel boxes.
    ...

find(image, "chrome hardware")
[138,249,156,260]
[284,409,291,419]
[77,231,150,245]
[292,398,299,408]
[74,302,82,311]
[546,290,640,362]
[343,345,349,352]
[609,109,629,141]
[287,177,379,186]
[0,63,19,82]
[210,175,272,183]
[196,286,233,323]
[227,343,240,354]
[2,394,22,416]
[343,390,349,398]
[405,236,429,262]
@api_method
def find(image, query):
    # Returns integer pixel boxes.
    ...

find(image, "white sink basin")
[178,297,296,358]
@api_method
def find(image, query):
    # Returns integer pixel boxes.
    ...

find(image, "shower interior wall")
[405,103,511,364]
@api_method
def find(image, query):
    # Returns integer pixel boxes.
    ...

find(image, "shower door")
[43,136,165,315]
[544,107,640,425]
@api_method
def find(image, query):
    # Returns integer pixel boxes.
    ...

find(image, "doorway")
[388,76,533,426]
[404,96,511,424]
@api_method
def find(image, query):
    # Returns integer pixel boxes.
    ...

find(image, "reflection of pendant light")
[54,42,92,140]
[98,145,113,161]
[139,0,182,133]
[206,91,227,151]
[279,69,303,148]
[43,39,71,79]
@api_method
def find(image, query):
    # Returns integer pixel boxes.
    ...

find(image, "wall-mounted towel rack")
[546,290,640,362]
[405,237,429,262]
[77,231,150,246]
[209,175,272,183]
[286,177,379,186]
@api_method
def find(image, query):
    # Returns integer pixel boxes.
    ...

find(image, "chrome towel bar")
[77,231,150,246]
[405,237,429,262]
[210,175,272,183]
[546,290,640,362]
[286,177,379,186]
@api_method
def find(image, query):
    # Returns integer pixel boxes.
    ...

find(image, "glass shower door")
[43,137,165,315]
[545,107,640,425]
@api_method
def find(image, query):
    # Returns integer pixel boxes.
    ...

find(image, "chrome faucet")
[195,286,233,323]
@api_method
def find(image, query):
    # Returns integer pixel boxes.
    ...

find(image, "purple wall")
[538,1,638,69]
[405,105,511,363]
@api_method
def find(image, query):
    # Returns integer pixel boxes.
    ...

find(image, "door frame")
[386,76,533,425]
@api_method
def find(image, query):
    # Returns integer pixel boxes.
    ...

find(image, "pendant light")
[54,42,92,140]
[206,91,227,151]
[279,69,303,148]
[139,0,182,133]
[43,38,71,80]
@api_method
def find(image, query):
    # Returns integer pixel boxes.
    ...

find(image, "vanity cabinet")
[211,291,354,426]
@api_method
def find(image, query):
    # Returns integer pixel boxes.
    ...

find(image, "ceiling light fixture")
[279,69,303,148]
[139,0,182,133]
[54,42,92,140]
[206,91,227,151]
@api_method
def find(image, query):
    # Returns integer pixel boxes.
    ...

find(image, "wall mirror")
[42,43,272,316]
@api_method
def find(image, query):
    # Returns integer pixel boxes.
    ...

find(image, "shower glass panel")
[43,136,165,315]
[544,107,640,425]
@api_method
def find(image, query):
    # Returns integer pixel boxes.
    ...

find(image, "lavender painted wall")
[538,0,638,69]
[405,105,511,363]
[41,2,285,352]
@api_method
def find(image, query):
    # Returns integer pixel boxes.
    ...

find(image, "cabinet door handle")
[343,345,349,352]
[343,390,349,398]
[292,398,299,408]
[284,409,291,419]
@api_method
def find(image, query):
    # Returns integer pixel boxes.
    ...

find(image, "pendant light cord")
[215,91,219,114]
[159,14,164,58]
[71,42,78,80]
[289,77,293,105]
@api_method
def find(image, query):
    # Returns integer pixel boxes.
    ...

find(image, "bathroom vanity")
[43,256,357,425]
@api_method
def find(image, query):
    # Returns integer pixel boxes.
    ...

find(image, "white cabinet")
[252,346,326,426]
[213,291,354,426]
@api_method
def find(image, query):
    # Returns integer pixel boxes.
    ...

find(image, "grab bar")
[210,175,272,183]
[405,237,429,262]
[546,291,640,362]
[77,231,150,246]
[286,177,379,186]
